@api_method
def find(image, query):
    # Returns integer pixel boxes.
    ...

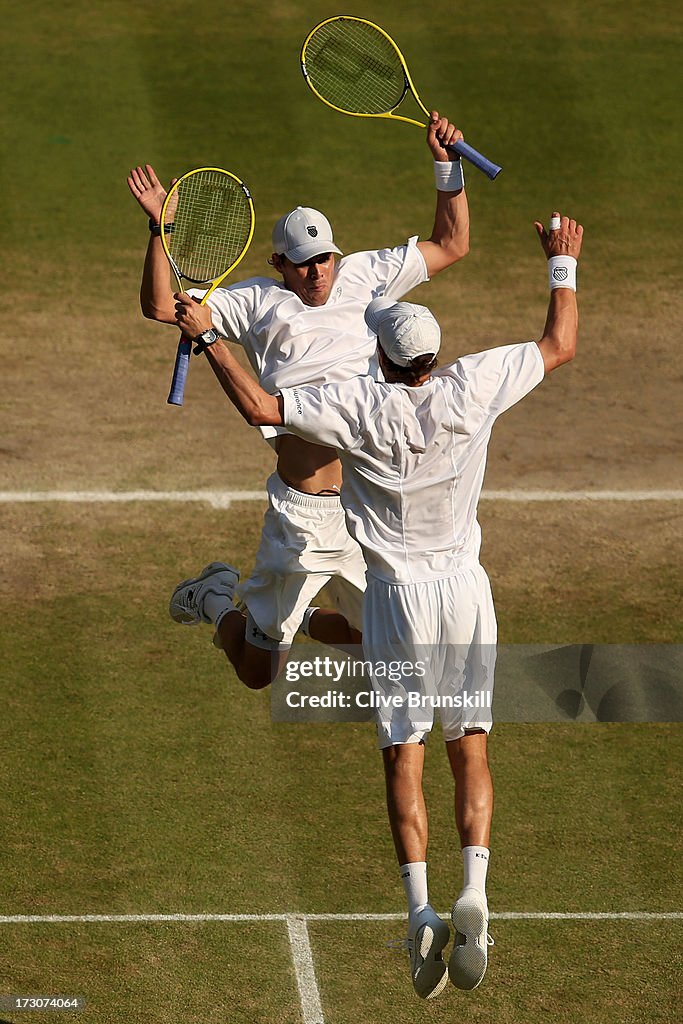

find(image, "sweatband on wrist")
[548,255,577,291]
[149,218,175,236]
[434,159,465,192]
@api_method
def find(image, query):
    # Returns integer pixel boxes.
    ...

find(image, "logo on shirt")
[291,390,304,416]
[552,267,569,282]
[307,226,318,237]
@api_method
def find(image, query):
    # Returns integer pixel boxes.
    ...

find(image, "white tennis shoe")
[405,905,450,1000]
[448,886,494,990]
[169,562,239,625]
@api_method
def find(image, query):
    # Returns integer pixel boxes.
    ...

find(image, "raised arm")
[174,295,283,427]
[416,112,470,277]
[127,164,178,324]
[534,212,583,373]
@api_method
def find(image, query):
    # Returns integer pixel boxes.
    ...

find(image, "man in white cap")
[127,113,470,688]
[173,212,583,999]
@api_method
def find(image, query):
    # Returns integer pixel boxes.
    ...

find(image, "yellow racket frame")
[159,165,256,305]
[300,15,432,129]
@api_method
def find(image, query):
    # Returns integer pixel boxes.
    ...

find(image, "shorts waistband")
[367,556,481,585]
[268,472,343,509]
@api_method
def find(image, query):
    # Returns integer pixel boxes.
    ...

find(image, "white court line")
[286,915,325,1024]
[0,911,680,923]
[3,912,678,1024]
[0,490,267,509]
[4,909,679,1024]
[0,489,682,508]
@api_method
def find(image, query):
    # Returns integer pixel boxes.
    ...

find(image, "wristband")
[548,255,577,291]
[434,159,465,192]
[149,218,175,236]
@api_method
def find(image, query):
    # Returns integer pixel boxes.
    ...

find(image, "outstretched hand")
[127,164,176,223]
[427,111,464,162]
[535,212,584,260]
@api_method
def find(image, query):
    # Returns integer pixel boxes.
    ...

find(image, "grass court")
[1,1,681,1021]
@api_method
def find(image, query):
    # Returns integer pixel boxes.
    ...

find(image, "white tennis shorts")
[236,473,367,649]
[362,561,497,748]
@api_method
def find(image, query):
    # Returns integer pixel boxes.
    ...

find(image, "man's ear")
[271,253,285,273]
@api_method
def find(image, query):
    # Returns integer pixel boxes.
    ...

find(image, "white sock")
[400,862,429,920]
[203,591,233,625]
[462,846,489,895]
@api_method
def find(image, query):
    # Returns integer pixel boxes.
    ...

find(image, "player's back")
[282,341,545,580]
[337,371,493,583]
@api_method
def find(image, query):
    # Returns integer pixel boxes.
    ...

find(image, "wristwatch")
[192,328,220,354]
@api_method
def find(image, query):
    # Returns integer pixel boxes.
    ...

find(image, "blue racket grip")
[167,336,191,406]
[447,139,502,180]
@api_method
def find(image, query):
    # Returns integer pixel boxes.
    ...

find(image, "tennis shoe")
[169,562,239,625]
[448,886,494,990]
[405,905,450,1000]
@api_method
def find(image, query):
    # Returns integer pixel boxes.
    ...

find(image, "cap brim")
[364,296,396,335]
[283,241,342,263]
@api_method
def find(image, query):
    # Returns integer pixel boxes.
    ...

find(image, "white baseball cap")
[271,206,342,263]
[365,298,441,367]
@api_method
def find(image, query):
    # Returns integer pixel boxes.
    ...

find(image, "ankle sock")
[462,846,489,895]
[400,861,429,920]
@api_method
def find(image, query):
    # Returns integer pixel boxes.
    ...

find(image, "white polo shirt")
[281,341,545,583]
[189,238,428,442]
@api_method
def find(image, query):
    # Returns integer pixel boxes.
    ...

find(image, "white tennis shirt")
[189,238,428,443]
[281,342,545,584]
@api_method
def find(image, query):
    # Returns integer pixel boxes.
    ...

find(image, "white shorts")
[236,473,367,649]
[362,561,497,748]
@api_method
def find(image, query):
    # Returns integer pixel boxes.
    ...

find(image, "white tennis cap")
[272,206,342,263]
[365,298,441,366]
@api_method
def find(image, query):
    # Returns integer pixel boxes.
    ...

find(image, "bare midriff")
[276,434,343,495]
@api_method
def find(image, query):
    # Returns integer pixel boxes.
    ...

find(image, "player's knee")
[448,730,489,763]
[235,644,284,690]
[236,664,274,690]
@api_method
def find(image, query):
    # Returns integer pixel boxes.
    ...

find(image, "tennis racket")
[160,167,255,406]
[301,16,502,180]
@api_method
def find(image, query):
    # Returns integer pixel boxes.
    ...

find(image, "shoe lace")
[386,937,411,955]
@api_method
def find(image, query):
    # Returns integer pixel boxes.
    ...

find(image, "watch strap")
[192,328,220,355]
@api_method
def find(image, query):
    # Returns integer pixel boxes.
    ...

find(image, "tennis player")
[128,113,469,688]
[172,212,583,998]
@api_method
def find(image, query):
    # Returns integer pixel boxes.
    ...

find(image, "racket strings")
[304,19,406,114]
[167,171,253,284]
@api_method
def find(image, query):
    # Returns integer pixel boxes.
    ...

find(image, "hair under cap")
[365,298,441,367]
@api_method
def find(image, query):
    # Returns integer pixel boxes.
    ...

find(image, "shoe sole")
[413,920,450,1000]
[170,562,239,625]
[449,899,488,991]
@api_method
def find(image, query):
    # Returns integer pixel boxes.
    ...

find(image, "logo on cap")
[307,226,318,237]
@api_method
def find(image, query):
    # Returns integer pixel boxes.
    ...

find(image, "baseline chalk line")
[0,489,682,509]
[3,911,678,1024]
[0,911,679,923]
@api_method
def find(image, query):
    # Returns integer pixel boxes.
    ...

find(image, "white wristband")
[434,159,465,192]
[548,255,577,291]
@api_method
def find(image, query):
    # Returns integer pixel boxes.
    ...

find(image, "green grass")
[1,1,681,1021]
[1,504,681,1021]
